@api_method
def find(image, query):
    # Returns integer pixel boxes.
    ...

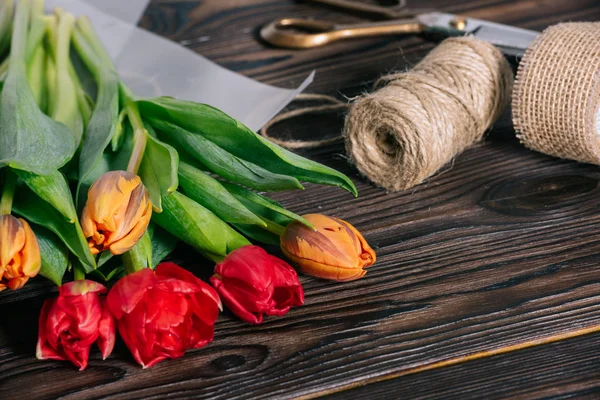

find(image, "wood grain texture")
[2,1,600,399]
[328,332,600,400]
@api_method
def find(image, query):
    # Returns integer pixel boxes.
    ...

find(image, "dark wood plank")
[2,1,600,399]
[328,332,600,400]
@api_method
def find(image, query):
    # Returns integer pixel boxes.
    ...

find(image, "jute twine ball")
[344,36,514,192]
[512,22,600,164]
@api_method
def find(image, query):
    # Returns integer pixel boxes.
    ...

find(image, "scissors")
[260,0,539,57]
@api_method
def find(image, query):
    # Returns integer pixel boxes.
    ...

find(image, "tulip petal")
[157,262,222,310]
[17,218,41,278]
[146,289,188,330]
[334,217,376,268]
[282,218,358,269]
[109,187,152,255]
[37,299,58,361]
[189,318,215,349]
[98,299,116,359]
[82,171,152,256]
[283,252,367,282]
[214,246,275,293]
[88,171,141,232]
[61,280,107,297]
[107,264,221,368]
[211,278,263,324]
[0,215,25,270]
[107,268,154,318]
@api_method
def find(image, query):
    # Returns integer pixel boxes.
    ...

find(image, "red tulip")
[36,280,115,371]
[210,245,304,324]
[106,263,221,368]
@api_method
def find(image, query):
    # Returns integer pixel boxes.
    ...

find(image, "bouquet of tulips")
[0,0,376,370]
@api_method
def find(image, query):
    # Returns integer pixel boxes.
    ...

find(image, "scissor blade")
[418,12,539,57]
[471,25,538,57]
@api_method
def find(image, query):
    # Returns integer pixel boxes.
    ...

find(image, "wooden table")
[2,1,600,398]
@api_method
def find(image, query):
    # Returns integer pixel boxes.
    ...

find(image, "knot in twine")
[344,36,514,192]
[512,22,600,164]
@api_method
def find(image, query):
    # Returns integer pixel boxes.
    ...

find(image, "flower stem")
[260,217,286,236]
[0,170,17,215]
[125,100,148,175]
[73,263,86,281]
[122,232,152,274]
[75,16,114,69]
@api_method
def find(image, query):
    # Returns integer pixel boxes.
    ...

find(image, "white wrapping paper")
[45,0,313,131]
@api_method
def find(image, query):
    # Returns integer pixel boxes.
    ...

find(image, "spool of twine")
[344,36,514,192]
[512,22,600,164]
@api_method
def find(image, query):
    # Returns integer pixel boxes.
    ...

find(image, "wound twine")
[344,36,513,192]
[512,22,600,164]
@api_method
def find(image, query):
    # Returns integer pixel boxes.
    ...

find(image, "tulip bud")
[81,171,152,255]
[281,214,376,282]
[37,280,115,371]
[0,215,41,290]
[210,245,304,324]
[106,263,221,368]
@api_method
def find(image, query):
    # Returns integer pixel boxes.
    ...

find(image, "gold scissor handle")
[261,18,426,49]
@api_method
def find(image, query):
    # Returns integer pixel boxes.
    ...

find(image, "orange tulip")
[0,215,41,291]
[280,214,376,282]
[81,171,152,255]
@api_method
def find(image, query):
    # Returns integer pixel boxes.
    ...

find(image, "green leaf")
[15,169,78,222]
[222,181,312,228]
[89,256,123,282]
[233,223,282,246]
[32,225,69,286]
[149,223,178,267]
[123,231,152,273]
[110,108,127,151]
[140,97,357,195]
[76,119,132,209]
[178,162,265,226]
[26,16,47,110]
[26,43,47,110]
[48,13,84,148]
[72,26,119,201]
[0,0,75,175]
[0,0,13,57]
[12,184,96,272]
[153,191,250,257]
[139,130,179,212]
[151,119,303,192]
[97,250,113,268]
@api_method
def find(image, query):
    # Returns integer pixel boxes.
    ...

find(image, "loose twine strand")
[260,93,346,149]
[261,36,514,191]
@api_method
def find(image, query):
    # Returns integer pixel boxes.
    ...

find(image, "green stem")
[46,14,92,127]
[50,13,76,122]
[122,232,152,274]
[71,25,103,79]
[31,0,44,18]
[75,16,114,68]
[0,0,14,56]
[73,263,85,281]
[0,58,7,79]
[201,251,224,263]
[125,101,148,174]
[9,0,31,70]
[0,170,17,215]
[260,217,286,236]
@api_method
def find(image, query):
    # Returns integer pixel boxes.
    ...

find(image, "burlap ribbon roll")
[344,36,513,192]
[513,22,600,164]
